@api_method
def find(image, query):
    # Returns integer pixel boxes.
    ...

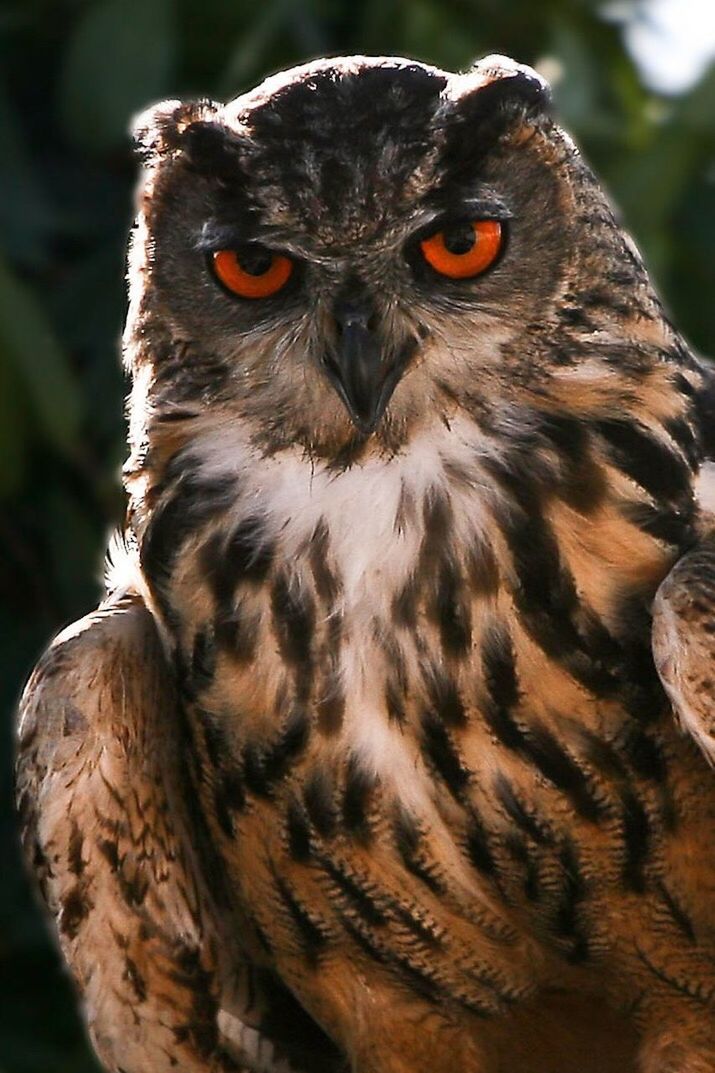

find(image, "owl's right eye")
[210,246,294,299]
[418,219,503,279]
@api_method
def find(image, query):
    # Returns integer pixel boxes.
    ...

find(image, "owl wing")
[652,534,715,765]
[15,591,321,1073]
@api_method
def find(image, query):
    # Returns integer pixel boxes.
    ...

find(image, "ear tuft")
[179,120,247,180]
[131,99,222,165]
[438,54,552,175]
[464,54,551,110]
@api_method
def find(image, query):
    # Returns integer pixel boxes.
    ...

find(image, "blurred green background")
[1,0,715,1069]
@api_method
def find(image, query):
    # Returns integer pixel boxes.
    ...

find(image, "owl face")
[127,55,629,462]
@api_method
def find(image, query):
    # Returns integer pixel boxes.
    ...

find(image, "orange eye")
[211,247,293,299]
[419,220,502,279]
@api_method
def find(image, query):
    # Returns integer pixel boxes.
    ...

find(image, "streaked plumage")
[16,54,715,1072]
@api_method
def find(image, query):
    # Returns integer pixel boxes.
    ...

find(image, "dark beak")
[321,298,411,434]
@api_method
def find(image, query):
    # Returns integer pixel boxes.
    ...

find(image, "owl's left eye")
[419,220,503,279]
[211,246,294,299]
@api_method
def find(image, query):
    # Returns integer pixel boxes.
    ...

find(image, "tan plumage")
[653,534,715,763]
[16,596,255,1072]
[16,54,715,1073]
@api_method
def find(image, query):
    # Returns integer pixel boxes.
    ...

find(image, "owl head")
[125,54,664,470]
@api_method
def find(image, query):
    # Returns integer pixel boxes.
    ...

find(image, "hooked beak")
[321,298,413,434]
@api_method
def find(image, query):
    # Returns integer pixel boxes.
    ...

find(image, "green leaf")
[0,257,83,453]
[60,0,177,154]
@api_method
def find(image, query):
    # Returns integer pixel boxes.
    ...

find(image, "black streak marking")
[424,666,466,728]
[214,787,234,838]
[141,472,234,622]
[419,489,472,659]
[316,612,345,735]
[421,710,470,798]
[309,519,341,604]
[482,627,602,821]
[197,707,227,769]
[125,956,147,1003]
[243,708,309,798]
[526,725,602,823]
[286,802,312,862]
[484,456,623,696]
[392,808,444,895]
[304,771,337,839]
[392,903,443,948]
[621,788,650,892]
[170,945,221,1057]
[273,879,330,965]
[204,516,274,597]
[393,574,418,630]
[320,857,386,926]
[420,485,451,554]
[482,624,521,748]
[665,416,699,469]
[214,599,260,663]
[339,917,453,1009]
[271,572,315,702]
[621,728,667,783]
[341,914,388,963]
[59,886,91,939]
[537,412,607,514]
[215,770,246,838]
[658,882,696,943]
[190,627,217,697]
[635,944,715,1007]
[505,833,540,901]
[316,675,345,736]
[594,418,692,506]
[68,820,85,877]
[434,558,472,657]
[554,842,589,963]
[494,774,549,844]
[387,953,444,1005]
[577,728,628,780]
[465,812,497,878]
[621,501,694,549]
[385,676,406,725]
[465,535,500,597]
[342,757,376,842]
[98,837,120,870]
[201,518,273,664]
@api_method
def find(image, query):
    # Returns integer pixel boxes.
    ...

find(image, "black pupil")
[237,245,273,275]
[442,222,476,255]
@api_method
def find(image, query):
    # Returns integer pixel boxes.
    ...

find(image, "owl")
[16,52,715,1073]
